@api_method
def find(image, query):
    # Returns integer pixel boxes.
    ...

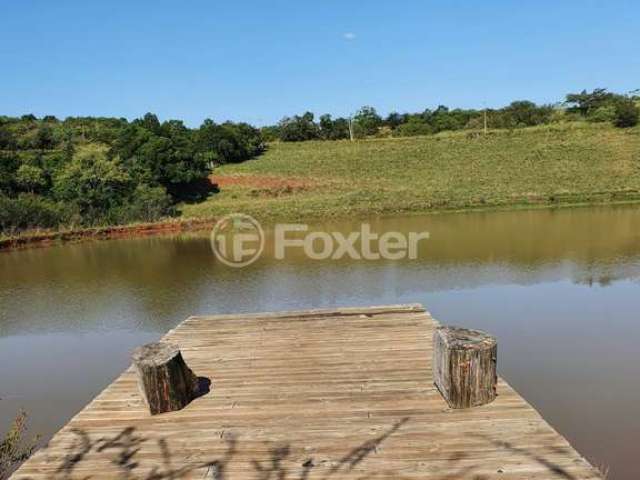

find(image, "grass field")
[182,122,640,222]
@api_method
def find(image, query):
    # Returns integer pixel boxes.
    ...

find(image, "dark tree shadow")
[171,178,219,204]
[20,427,235,480]
[17,417,409,480]
[54,428,93,478]
[16,417,584,480]
[246,417,410,480]
[326,417,409,477]
[472,433,579,480]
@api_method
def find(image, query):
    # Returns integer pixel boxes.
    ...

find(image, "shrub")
[353,106,382,137]
[31,125,57,149]
[112,184,175,223]
[613,99,639,128]
[0,126,16,150]
[0,194,68,232]
[549,108,573,123]
[503,101,553,127]
[278,112,320,142]
[587,105,616,123]
[15,165,46,193]
[565,88,619,116]
[112,119,211,199]
[0,153,20,195]
[53,145,132,223]
[0,410,38,479]
[319,115,350,140]
[260,125,280,142]
[211,122,264,164]
[393,120,433,137]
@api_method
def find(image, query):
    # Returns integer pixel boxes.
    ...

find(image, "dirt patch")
[211,174,320,198]
[0,218,215,252]
[211,174,317,190]
[248,185,308,198]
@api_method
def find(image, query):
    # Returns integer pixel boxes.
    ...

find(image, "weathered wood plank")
[11,304,601,480]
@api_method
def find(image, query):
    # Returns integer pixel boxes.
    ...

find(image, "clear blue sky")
[1,0,638,126]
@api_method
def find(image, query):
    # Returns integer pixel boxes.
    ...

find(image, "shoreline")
[3,197,640,253]
[0,218,216,252]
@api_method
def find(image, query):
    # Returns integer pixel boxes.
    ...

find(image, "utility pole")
[483,108,488,135]
[348,116,355,141]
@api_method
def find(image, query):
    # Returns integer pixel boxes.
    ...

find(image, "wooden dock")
[13,304,602,479]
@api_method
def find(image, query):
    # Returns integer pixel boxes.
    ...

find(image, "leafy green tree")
[503,101,553,127]
[15,165,46,193]
[196,119,263,164]
[319,114,350,140]
[0,112,265,231]
[32,125,56,150]
[587,105,616,123]
[279,112,320,141]
[260,125,281,142]
[613,98,639,128]
[110,124,152,174]
[0,125,16,150]
[428,106,456,132]
[54,145,132,222]
[353,106,382,137]
[111,184,174,223]
[0,194,68,231]
[565,88,619,116]
[135,112,162,134]
[136,135,198,183]
[0,153,20,195]
[61,132,75,161]
[392,118,432,137]
[385,112,407,129]
[111,118,210,200]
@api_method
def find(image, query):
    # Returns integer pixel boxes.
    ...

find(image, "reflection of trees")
[3,205,640,336]
[574,273,616,287]
[0,238,217,335]
[0,207,640,335]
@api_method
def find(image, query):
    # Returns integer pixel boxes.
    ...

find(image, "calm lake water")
[2,205,640,479]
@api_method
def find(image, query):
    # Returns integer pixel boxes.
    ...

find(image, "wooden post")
[433,326,497,409]
[132,342,200,415]
[483,109,488,135]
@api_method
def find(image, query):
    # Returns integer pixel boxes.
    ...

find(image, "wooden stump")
[433,326,497,409]
[132,342,199,415]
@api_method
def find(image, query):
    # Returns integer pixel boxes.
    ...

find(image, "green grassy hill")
[183,122,640,222]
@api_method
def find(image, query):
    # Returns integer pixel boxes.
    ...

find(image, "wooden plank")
[11,304,601,480]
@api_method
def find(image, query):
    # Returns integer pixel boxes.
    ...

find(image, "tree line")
[261,88,639,142]
[1,88,638,235]
[0,113,263,233]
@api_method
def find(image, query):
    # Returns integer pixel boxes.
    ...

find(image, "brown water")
[1,205,640,478]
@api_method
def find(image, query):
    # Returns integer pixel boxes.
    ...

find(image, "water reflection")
[1,204,639,479]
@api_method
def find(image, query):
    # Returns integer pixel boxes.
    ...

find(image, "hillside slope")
[183,122,640,221]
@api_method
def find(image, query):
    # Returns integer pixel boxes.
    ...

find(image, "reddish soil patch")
[0,218,215,252]
[211,174,316,190]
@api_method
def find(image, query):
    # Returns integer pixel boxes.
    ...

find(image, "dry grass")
[0,411,38,480]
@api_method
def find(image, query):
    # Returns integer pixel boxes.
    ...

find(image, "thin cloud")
[343,32,356,41]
